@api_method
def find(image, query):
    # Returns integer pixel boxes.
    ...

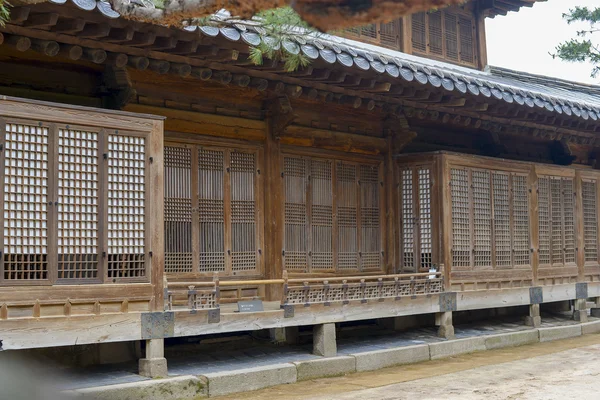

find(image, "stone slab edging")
[63,323,600,399]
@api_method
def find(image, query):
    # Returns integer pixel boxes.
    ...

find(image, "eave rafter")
[0,1,595,148]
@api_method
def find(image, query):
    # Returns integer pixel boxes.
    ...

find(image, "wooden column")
[575,171,585,282]
[149,119,165,311]
[384,135,397,274]
[529,166,539,286]
[264,98,293,301]
[440,154,453,289]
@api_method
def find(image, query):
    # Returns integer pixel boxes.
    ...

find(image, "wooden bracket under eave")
[101,65,137,110]
[266,95,296,138]
[383,113,418,154]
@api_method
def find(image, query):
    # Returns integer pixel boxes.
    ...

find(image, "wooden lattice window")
[2,122,50,281]
[583,179,598,264]
[1,121,151,285]
[164,144,261,277]
[411,8,477,67]
[537,176,576,267]
[283,154,383,273]
[340,19,402,50]
[450,167,530,270]
[400,166,433,272]
[164,146,193,273]
[107,134,146,279]
[57,128,99,280]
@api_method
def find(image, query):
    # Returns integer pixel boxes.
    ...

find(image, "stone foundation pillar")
[525,304,541,328]
[139,339,168,378]
[269,327,300,345]
[590,297,600,318]
[313,323,336,357]
[573,298,589,323]
[435,311,455,339]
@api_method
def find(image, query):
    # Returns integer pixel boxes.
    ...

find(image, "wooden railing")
[165,271,444,311]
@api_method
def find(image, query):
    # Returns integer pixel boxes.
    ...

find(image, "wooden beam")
[79,23,111,39]
[51,18,86,34]
[31,39,59,57]
[281,124,387,154]
[24,13,59,28]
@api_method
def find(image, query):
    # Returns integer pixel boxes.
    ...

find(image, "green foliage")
[0,0,11,27]
[553,6,600,77]
[248,7,313,72]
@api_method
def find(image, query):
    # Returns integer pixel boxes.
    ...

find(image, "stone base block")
[484,330,539,350]
[581,320,600,335]
[313,323,337,357]
[139,358,168,378]
[538,325,582,342]
[429,336,486,360]
[438,324,455,339]
[202,363,296,397]
[353,344,430,372]
[294,356,355,381]
[573,310,589,323]
[591,308,600,318]
[66,376,207,400]
[524,316,541,328]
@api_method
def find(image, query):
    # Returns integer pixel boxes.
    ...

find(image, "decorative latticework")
[458,15,475,64]
[401,169,415,271]
[360,164,381,270]
[107,134,146,279]
[412,9,476,66]
[492,172,511,267]
[583,180,598,263]
[340,20,402,50]
[57,128,99,280]
[562,178,576,264]
[444,12,459,61]
[428,11,443,56]
[198,148,225,272]
[230,151,257,273]
[538,177,551,265]
[284,156,308,271]
[472,170,492,268]
[380,20,400,47]
[164,146,193,273]
[337,162,359,270]
[451,168,471,267]
[3,123,49,281]
[512,175,531,266]
[283,275,444,305]
[361,24,377,39]
[418,168,432,271]
[411,13,427,52]
[311,159,334,271]
[539,176,576,266]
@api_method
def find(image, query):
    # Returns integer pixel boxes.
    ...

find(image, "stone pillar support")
[313,323,336,357]
[573,298,589,323]
[139,339,168,378]
[590,297,600,318]
[525,304,541,328]
[435,311,455,339]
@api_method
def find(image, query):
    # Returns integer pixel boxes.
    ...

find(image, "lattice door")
[512,174,531,266]
[230,151,258,274]
[284,156,309,271]
[57,128,100,280]
[359,164,382,271]
[472,170,492,268]
[107,134,146,279]
[198,148,225,273]
[538,176,575,267]
[451,168,471,268]
[400,166,433,273]
[164,146,193,273]
[492,172,511,267]
[583,179,598,264]
[337,162,359,271]
[310,159,334,272]
[2,122,50,282]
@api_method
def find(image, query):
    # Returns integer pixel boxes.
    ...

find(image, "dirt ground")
[216,334,600,400]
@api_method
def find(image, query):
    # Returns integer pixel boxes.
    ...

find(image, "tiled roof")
[45,0,600,122]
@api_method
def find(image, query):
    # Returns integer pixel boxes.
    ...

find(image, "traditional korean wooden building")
[1,0,599,377]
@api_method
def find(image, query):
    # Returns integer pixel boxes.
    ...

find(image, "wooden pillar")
[139,339,167,378]
[149,120,165,311]
[264,98,292,301]
[575,171,585,282]
[529,166,539,286]
[384,135,397,274]
[441,154,453,289]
